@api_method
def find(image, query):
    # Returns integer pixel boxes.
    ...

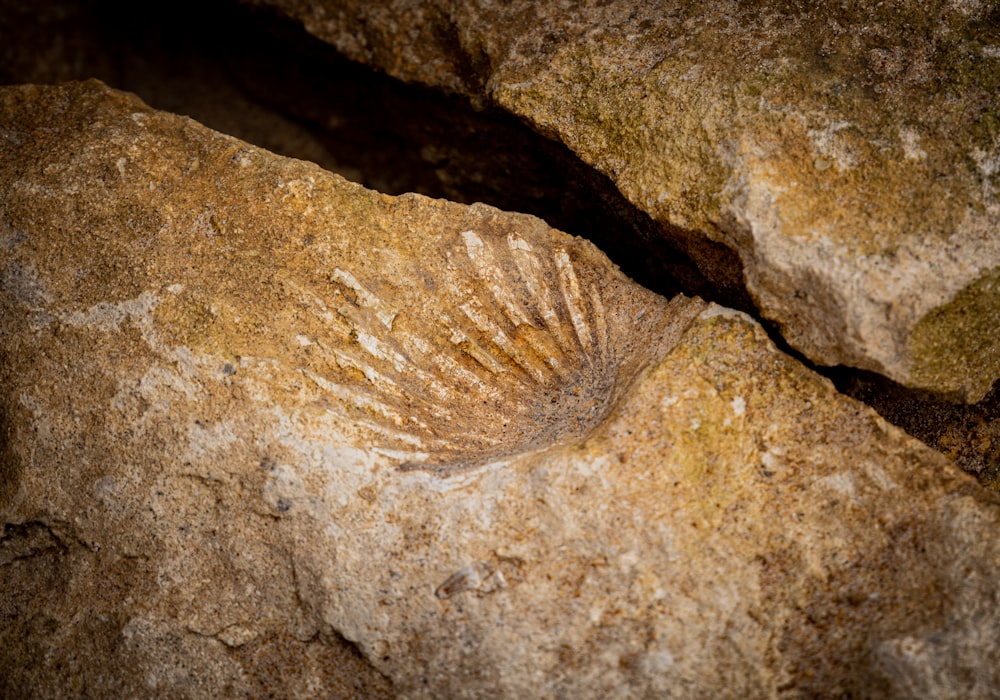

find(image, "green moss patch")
[910,267,1000,401]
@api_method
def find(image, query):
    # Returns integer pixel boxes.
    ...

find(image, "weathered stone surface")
[248,0,1000,401]
[3,81,1000,697]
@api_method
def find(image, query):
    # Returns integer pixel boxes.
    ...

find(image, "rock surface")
[248,0,1000,401]
[3,81,1000,697]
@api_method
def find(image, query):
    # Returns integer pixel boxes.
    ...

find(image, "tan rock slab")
[250,0,1000,401]
[2,81,1000,697]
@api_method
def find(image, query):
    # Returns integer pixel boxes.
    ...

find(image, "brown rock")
[3,81,1000,697]
[249,0,1000,401]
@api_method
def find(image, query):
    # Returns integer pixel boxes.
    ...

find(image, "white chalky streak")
[555,250,592,353]
[332,267,397,329]
[463,230,531,327]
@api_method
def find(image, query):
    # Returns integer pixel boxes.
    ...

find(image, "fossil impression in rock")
[0,81,703,694]
[282,223,669,474]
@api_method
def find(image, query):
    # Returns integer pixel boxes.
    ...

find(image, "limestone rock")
[249,0,1000,401]
[3,81,1000,697]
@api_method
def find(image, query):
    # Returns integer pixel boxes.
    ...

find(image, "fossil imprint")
[270,200,692,473]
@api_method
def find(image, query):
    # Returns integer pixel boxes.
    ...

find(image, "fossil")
[281,211,695,473]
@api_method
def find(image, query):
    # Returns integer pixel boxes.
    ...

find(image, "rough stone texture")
[4,81,1000,697]
[248,0,1000,401]
[839,370,1000,489]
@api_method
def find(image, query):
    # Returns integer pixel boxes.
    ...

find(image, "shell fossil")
[278,201,692,474]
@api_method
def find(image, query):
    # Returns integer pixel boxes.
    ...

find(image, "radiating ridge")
[280,218,677,473]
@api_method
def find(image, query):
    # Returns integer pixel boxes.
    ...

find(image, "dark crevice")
[1,0,997,488]
[86,0,752,312]
[758,312,1000,487]
[829,368,1000,488]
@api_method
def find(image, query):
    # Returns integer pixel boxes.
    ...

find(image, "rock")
[248,0,1000,401]
[3,81,1000,697]
[0,0,366,187]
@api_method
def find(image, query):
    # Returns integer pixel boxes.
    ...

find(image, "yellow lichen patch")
[732,110,973,257]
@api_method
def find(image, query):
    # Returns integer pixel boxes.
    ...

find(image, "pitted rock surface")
[3,81,1000,698]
